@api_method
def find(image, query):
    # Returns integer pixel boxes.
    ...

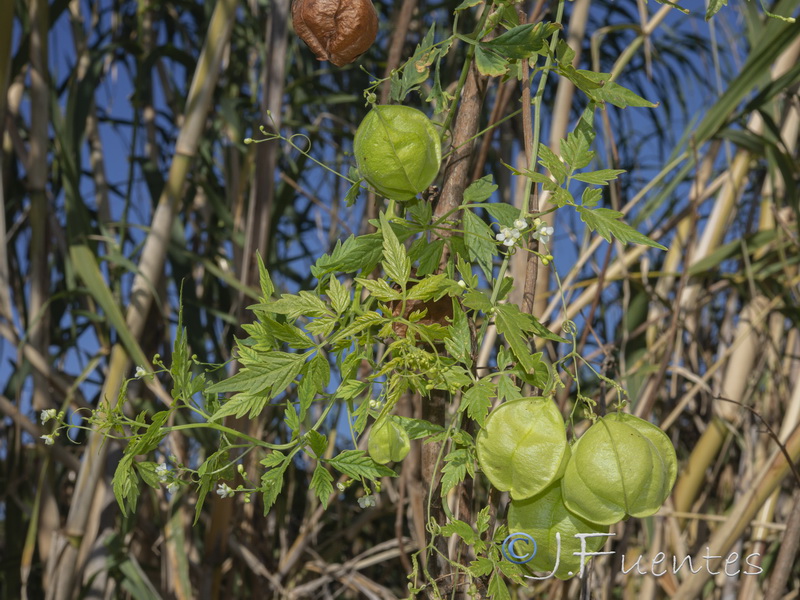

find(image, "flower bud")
[292,0,378,67]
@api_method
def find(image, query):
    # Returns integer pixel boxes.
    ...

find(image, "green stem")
[519,0,566,218]
[166,422,297,450]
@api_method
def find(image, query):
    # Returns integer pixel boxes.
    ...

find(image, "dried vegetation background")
[0,0,799,598]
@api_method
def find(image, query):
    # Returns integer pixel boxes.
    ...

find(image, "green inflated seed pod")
[368,416,410,464]
[561,412,677,525]
[476,397,570,500]
[508,482,609,580]
[354,105,441,201]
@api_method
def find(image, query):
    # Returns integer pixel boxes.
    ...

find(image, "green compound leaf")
[355,106,441,201]
[311,464,334,509]
[328,449,397,479]
[462,209,497,281]
[460,379,494,427]
[379,212,411,287]
[476,397,570,500]
[441,519,476,544]
[484,22,559,59]
[561,413,677,525]
[508,483,609,580]
[474,45,508,77]
[441,447,471,497]
[577,206,667,250]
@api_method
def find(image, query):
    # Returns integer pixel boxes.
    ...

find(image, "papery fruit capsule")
[292,0,378,67]
[561,412,677,525]
[368,416,410,464]
[508,482,609,580]
[354,105,442,201]
[476,397,570,500]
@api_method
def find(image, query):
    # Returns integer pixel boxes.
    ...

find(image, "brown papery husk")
[291,0,378,67]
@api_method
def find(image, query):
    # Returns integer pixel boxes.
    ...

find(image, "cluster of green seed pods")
[476,397,677,579]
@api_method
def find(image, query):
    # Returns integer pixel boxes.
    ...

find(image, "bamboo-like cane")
[44,1,239,597]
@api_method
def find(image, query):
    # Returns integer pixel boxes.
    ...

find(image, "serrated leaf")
[475,202,520,227]
[264,317,313,349]
[311,464,334,508]
[284,401,300,435]
[538,143,567,185]
[497,377,522,401]
[484,22,557,59]
[261,461,288,515]
[209,353,306,420]
[256,252,274,299]
[327,277,351,314]
[440,519,476,543]
[461,380,494,426]
[576,71,657,108]
[395,24,437,100]
[392,416,445,440]
[440,448,470,496]
[561,126,594,170]
[462,210,497,281]
[705,0,727,19]
[311,234,384,278]
[414,238,444,276]
[476,506,491,534]
[355,277,401,301]
[463,175,498,204]
[259,291,332,319]
[455,0,481,10]
[494,305,541,375]
[379,213,411,287]
[298,354,330,419]
[475,46,508,77]
[445,306,471,363]
[581,188,603,207]
[470,557,494,577]
[572,169,626,185]
[335,379,370,400]
[462,290,493,312]
[332,311,383,343]
[260,451,286,468]
[307,430,329,458]
[344,178,362,207]
[407,273,449,301]
[577,206,667,250]
[328,450,397,479]
[488,572,511,600]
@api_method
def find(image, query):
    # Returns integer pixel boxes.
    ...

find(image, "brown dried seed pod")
[291,0,378,67]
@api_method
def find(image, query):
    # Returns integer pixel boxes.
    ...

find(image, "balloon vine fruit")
[508,482,609,580]
[354,105,442,201]
[476,397,571,500]
[291,0,378,67]
[561,412,678,525]
[368,416,411,465]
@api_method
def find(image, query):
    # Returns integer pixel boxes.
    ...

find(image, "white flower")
[167,482,179,494]
[156,463,169,482]
[496,226,522,247]
[532,222,554,245]
[40,409,58,424]
[513,218,527,230]
[337,482,346,492]
[41,434,55,446]
[457,279,466,289]
[216,483,235,499]
[135,366,147,379]
[358,494,377,508]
